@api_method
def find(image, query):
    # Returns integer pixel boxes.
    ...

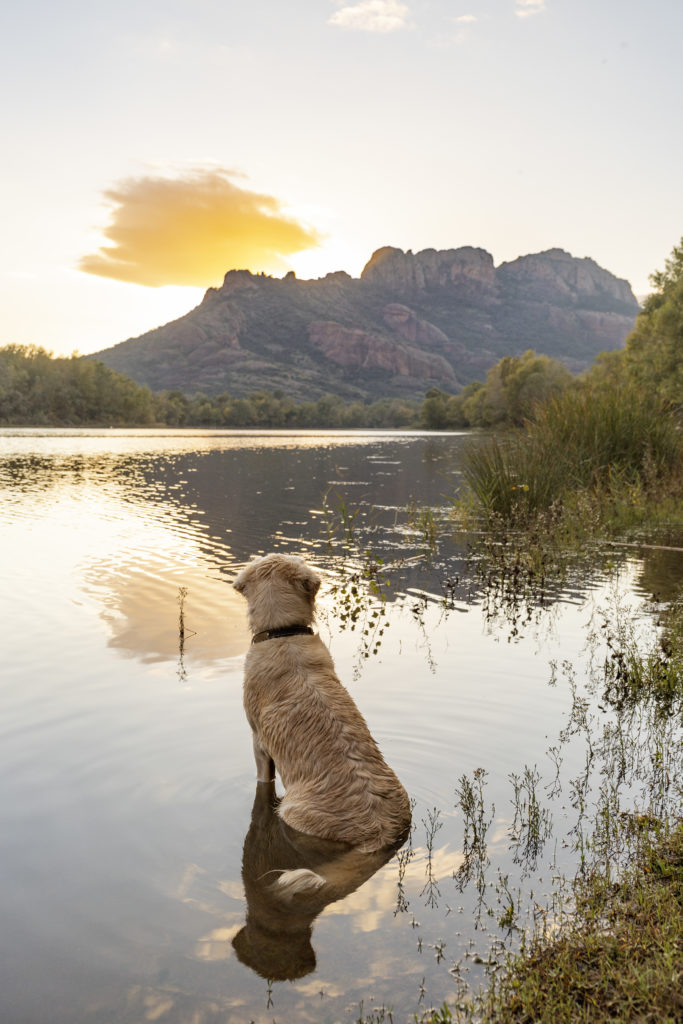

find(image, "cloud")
[79,170,322,287]
[515,0,546,17]
[329,0,410,33]
[454,14,477,23]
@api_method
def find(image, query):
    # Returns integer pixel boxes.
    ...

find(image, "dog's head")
[233,553,321,632]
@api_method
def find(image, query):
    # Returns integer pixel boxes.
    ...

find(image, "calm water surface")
[1,428,680,1024]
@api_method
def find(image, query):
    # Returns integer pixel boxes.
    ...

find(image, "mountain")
[91,246,640,401]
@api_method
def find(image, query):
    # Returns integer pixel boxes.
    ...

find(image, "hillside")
[91,246,640,400]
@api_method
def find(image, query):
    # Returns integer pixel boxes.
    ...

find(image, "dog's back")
[244,634,411,852]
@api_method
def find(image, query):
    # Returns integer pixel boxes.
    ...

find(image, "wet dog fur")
[233,553,411,852]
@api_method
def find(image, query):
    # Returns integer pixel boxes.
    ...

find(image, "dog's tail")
[272,868,326,899]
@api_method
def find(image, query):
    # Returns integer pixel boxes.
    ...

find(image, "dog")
[233,553,411,853]
[232,780,405,981]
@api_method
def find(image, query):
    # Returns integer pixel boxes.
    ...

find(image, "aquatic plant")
[508,766,553,874]
[600,591,683,717]
[454,769,495,917]
[420,808,444,908]
[177,585,188,640]
[176,585,191,684]
[405,499,441,552]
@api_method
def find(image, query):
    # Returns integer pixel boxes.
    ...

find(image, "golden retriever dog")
[232,780,405,981]
[233,553,411,853]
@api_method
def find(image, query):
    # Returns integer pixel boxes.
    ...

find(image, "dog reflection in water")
[232,553,411,979]
[232,781,408,981]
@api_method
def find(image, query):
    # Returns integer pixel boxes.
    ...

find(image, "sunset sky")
[1,0,682,357]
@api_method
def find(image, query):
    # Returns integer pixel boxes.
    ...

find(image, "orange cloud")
[79,169,323,287]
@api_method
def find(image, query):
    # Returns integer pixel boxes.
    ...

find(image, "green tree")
[436,352,571,429]
[620,237,683,407]
[501,350,572,424]
[421,388,452,429]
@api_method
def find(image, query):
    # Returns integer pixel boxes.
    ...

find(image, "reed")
[462,386,683,522]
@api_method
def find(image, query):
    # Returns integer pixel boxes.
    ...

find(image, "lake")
[1,428,681,1024]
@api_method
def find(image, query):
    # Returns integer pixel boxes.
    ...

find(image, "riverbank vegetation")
[466,587,683,1024]
[0,344,583,431]
[344,577,683,1024]
[339,241,682,1024]
[441,822,683,1024]
[420,349,572,430]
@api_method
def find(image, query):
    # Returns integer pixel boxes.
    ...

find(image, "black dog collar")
[252,625,314,645]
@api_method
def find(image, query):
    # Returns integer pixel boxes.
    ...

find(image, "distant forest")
[0,345,421,428]
[1,238,680,429]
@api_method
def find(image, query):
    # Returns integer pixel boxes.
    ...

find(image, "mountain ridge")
[91,246,640,400]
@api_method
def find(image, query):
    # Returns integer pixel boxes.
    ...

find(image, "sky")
[1,0,682,357]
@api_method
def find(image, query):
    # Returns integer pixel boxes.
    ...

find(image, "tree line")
[0,345,420,428]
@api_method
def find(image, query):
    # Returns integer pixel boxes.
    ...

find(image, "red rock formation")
[91,246,639,400]
[497,248,636,310]
[362,246,497,301]
[308,321,457,382]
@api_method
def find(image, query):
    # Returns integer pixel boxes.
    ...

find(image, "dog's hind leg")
[252,732,275,783]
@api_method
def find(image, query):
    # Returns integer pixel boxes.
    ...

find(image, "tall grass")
[463,386,683,521]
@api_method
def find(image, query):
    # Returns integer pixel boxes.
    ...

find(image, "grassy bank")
[470,822,683,1024]
[352,817,682,1024]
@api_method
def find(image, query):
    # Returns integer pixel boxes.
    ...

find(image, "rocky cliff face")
[308,321,457,383]
[92,247,640,401]
[361,246,498,302]
[496,248,637,311]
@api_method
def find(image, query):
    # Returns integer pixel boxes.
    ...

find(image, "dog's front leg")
[252,733,275,783]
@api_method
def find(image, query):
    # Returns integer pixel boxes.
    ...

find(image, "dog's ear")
[233,567,249,593]
[295,564,321,598]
